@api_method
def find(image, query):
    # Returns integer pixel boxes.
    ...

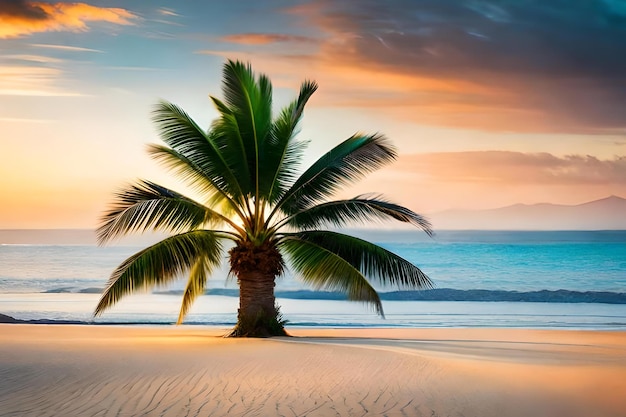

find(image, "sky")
[1,0,625,229]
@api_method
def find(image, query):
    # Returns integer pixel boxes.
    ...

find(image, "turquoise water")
[1,231,625,329]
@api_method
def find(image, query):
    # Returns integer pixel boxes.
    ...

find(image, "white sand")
[1,325,625,416]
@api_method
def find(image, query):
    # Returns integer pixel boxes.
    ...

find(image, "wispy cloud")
[150,7,182,27]
[0,42,99,97]
[157,8,179,17]
[0,65,85,96]
[220,33,314,45]
[3,54,63,63]
[30,43,103,53]
[151,19,183,27]
[105,66,161,71]
[0,1,138,39]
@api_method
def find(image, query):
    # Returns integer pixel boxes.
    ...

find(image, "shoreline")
[4,316,626,331]
[2,325,625,416]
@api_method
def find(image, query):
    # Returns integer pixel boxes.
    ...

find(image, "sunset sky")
[1,0,625,229]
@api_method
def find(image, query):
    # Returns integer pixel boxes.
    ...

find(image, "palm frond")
[279,230,432,290]
[273,133,397,218]
[220,61,273,199]
[94,230,227,317]
[282,195,433,235]
[152,100,247,204]
[177,254,213,324]
[279,234,384,316]
[209,98,252,196]
[148,143,246,224]
[266,138,309,204]
[209,95,231,115]
[97,180,228,244]
[260,80,318,204]
[147,144,235,207]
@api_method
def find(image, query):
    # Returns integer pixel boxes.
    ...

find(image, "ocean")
[1,230,625,329]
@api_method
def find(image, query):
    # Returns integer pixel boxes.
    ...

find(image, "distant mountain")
[430,196,626,230]
[1,197,624,243]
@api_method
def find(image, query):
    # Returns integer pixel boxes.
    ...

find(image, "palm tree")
[94,60,433,337]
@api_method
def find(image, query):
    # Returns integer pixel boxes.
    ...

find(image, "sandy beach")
[1,325,625,417]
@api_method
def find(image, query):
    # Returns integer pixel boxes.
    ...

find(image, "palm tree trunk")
[231,270,286,337]
[228,240,286,337]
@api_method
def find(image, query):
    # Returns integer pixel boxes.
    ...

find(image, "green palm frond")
[209,98,252,196]
[94,230,226,316]
[97,180,230,244]
[177,254,212,324]
[279,234,384,316]
[148,143,245,225]
[273,134,397,218]
[220,60,273,201]
[221,60,273,148]
[152,100,247,204]
[282,195,433,235]
[261,80,318,204]
[280,231,432,290]
[147,144,230,206]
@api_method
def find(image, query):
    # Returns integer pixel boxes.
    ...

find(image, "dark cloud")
[0,0,47,19]
[316,0,626,77]
[296,0,626,133]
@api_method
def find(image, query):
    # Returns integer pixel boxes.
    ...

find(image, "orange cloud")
[393,152,626,185]
[198,48,496,99]
[202,46,544,133]
[0,1,138,39]
[208,40,558,134]
[337,151,626,213]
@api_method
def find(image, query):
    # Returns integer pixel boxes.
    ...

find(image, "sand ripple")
[1,326,625,417]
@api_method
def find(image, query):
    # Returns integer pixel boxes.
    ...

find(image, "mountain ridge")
[0,197,624,240]
[430,196,626,230]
